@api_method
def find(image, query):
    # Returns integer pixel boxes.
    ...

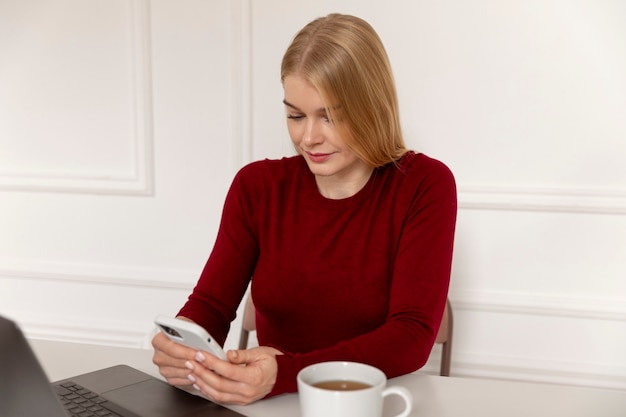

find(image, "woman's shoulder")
[394,151,455,184]
[385,151,457,211]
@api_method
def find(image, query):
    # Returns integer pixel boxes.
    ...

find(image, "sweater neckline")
[299,157,381,208]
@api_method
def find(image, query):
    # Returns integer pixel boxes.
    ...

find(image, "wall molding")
[0,0,154,196]
[14,311,153,349]
[0,260,197,290]
[459,184,626,215]
[449,289,626,322]
[230,0,253,167]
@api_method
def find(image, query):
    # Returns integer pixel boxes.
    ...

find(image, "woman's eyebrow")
[282,99,300,110]
[282,99,328,114]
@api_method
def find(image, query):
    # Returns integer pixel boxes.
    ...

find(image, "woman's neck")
[314,166,374,199]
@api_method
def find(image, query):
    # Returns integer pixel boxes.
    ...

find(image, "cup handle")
[382,385,413,417]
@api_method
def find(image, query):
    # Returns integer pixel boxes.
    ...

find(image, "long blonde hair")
[281,14,407,167]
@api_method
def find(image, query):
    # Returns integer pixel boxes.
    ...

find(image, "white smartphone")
[154,315,228,360]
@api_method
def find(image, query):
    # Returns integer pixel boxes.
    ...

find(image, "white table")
[29,339,626,417]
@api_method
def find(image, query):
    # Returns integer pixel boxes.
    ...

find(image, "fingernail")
[195,352,205,362]
[187,374,196,383]
[185,361,194,370]
[193,384,200,391]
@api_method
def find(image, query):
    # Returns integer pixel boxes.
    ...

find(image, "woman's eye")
[287,114,304,120]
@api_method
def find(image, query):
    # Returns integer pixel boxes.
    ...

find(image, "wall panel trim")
[230,0,253,167]
[459,185,626,215]
[0,0,154,196]
[0,260,197,290]
[450,289,626,322]
[16,311,151,348]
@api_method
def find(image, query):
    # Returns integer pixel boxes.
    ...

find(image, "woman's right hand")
[152,331,198,387]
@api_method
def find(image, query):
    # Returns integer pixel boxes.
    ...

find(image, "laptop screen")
[0,315,68,417]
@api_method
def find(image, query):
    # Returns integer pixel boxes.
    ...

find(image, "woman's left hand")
[185,346,283,405]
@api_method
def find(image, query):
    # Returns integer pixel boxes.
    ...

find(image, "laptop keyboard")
[54,381,121,417]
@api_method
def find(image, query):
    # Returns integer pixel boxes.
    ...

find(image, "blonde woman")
[153,13,457,405]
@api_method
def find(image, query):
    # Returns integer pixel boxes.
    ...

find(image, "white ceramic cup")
[297,361,413,417]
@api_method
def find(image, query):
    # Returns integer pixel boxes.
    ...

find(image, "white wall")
[1,0,625,390]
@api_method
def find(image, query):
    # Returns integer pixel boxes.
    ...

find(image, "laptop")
[0,315,246,417]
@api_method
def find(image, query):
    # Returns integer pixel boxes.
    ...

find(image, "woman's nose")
[303,120,323,145]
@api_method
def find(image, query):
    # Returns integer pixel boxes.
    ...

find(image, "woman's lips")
[306,152,332,163]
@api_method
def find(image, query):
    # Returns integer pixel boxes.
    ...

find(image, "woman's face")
[283,75,371,191]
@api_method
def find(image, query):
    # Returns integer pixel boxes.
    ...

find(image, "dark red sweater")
[178,151,457,396]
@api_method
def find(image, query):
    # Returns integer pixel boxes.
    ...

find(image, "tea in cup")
[297,361,413,417]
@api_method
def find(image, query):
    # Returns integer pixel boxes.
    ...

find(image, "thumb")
[227,349,249,365]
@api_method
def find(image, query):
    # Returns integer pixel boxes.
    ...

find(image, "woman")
[152,13,457,405]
